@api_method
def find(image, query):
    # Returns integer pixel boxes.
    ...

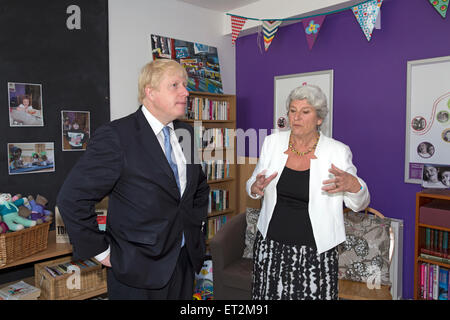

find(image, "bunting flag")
[231,16,247,45]
[302,15,326,50]
[352,0,383,41]
[262,20,282,51]
[428,0,448,18]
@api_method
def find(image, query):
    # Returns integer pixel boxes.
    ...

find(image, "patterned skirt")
[252,231,338,300]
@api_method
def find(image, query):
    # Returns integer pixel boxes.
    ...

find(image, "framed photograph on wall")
[7,142,55,175]
[61,110,91,151]
[8,82,44,127]
[405,55,450,184]
[274,70,333,137]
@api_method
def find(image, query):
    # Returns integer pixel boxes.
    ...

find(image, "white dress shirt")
[94,106,187,262]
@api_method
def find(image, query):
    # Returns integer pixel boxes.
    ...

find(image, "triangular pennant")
[262,20,282,51]
[352,0,383,41]
[428,0,448,18]
[231,16,247,45]
[302,15,326,50]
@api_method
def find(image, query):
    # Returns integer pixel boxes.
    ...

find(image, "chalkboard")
[0,0,110,214]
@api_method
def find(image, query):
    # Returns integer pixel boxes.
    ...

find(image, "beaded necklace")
[288,133,320,156]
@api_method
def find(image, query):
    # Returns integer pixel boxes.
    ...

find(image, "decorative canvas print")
[8,142,55,175]
[151,34,223,94]
[8,82,44,127]
[61,111,90,151]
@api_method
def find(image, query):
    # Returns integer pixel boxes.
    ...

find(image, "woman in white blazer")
[247,85,370,300]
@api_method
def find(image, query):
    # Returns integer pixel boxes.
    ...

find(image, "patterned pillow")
[338,211,392,286]
[242,207,261,259]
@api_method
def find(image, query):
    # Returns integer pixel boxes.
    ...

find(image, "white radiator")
[389,218,404,300]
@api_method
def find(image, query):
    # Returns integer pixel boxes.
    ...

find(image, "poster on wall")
[61,111,91,151]
[8,142,55,175]
[274,70,333,137]
[150,34,223,94]
[405,55,450,184]
[8,82,44,127]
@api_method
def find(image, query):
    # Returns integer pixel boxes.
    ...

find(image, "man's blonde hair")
[138,59,188,104]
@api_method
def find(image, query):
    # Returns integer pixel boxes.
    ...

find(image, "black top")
[267,166,316,248]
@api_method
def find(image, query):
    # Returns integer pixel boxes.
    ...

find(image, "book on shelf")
[95,209,107,231]
[421,228,449,262]
[43,258,100,278]
[418,262,449,300]
[0,281,41,300]
[186,97,230,121]
[195,127,233,150]
[202,160,230,181]
[208,189,229,213]
[206,214,228,240]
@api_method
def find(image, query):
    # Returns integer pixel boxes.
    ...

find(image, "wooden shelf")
[413,190,450,300]
[182,91,237,244]
[338,279,392,300]
[181,119,235,124]
[207,177,234,184]
[0,230,108,300]
[0,230,72,270]
[418,223,450,232]
[208,209,234,218]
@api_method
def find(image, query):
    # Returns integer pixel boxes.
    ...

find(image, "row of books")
[206,215,228,240]
[44,258,99,278]
[418,263,448,300]
[186,97,230,120]
[202,160,231,181]
[421,228,449,261]
[195,127,234,150]
[208,189,229,213]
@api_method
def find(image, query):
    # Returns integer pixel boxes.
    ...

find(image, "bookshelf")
[183,91,237,245]
[414,190,450,300]
[0,230,107,300]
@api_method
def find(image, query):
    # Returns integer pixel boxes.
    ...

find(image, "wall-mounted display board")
[405,55,450,184]
[0,0,110,210]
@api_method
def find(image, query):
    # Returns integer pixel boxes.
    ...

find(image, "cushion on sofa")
[242,207,261,259]
[338,211,392,286]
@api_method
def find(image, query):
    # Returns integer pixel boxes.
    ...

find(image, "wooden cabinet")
[182,91,237,244]
[414,190,450,300]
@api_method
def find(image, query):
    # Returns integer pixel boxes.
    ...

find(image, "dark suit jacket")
[57,108,210,289]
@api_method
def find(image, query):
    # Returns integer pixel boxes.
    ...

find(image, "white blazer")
[246,130,370,254]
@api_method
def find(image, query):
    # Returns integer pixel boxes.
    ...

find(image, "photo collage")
[7,82,91,175]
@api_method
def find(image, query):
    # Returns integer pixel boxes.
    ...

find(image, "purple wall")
[236,0,450,299]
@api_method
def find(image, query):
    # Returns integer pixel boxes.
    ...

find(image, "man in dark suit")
[57,59,210,300]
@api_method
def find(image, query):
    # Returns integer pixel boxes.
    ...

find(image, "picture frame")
[7,142,55,175]
[8,82,44,127]
[405,55,450,184]
[274,70,334,137]
[61,110,91,151]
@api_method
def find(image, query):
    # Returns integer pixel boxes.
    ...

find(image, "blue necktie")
[162,126,180,192]
[162,126,184,247]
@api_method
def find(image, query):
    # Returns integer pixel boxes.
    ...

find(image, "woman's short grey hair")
[286,84,328,123]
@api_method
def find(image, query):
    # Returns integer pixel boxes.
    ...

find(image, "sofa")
[209,207,394,300]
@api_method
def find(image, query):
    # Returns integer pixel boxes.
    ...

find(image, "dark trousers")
[106,247,194,300]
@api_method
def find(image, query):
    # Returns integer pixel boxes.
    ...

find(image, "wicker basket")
[34,256,107,300]
[0,221,50,267]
